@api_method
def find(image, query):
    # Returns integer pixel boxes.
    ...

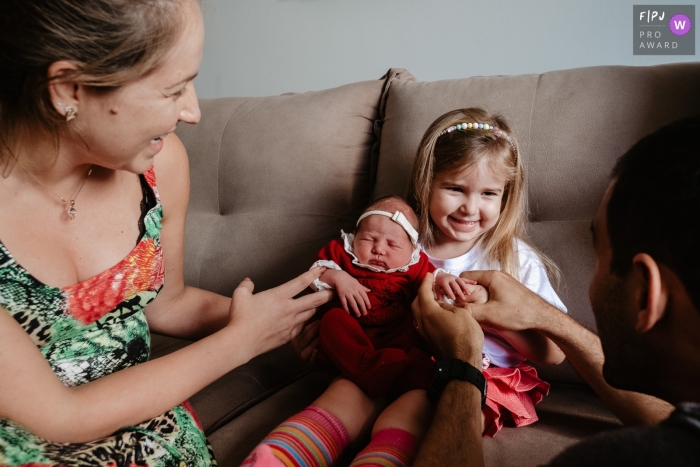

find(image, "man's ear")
[47,61,80,118]
[631,253,668,333]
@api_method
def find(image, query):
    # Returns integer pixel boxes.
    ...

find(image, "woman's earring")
[64,106,77,122]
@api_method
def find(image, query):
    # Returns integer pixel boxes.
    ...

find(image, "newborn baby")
[311,196,484,398]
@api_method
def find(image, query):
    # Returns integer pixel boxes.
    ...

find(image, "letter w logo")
[674,20,686,29]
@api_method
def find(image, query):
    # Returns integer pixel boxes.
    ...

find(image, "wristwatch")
[428,358,487,407]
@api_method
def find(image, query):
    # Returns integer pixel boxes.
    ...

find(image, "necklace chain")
[15,159,94,220]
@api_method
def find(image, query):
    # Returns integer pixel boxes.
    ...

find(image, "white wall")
[196,0,699,98]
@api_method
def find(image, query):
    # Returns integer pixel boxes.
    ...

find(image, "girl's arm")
[495,328,566,365]
[491,249,566,365]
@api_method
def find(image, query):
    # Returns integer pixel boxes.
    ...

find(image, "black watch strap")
[428,358,488,407]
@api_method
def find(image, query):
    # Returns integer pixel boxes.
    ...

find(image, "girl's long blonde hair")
[408,108,559,284]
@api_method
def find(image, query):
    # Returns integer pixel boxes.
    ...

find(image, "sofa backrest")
[177,62,700,385]
[175,79,383,294]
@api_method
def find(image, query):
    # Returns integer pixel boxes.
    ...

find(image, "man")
[411,116,700,466]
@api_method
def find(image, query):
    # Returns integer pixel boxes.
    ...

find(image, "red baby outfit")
[315,238,436,399]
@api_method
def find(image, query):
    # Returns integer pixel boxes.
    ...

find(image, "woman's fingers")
[274,267,327,299]
[232,277,255,297]
[291,289,333,313]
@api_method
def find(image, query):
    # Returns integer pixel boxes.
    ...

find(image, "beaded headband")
[438,122,518,162]
[356,210,419,246]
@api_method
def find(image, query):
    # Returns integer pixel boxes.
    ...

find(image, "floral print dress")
[0,168,215,467]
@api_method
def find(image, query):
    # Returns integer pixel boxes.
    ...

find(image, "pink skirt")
[482,363,550,438]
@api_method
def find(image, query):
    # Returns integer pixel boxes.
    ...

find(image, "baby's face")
[353,215,415,270]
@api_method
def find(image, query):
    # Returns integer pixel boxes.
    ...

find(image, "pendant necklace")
[16,160,94,220]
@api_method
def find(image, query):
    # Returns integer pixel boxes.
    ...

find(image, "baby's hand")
[330,270,371,317]
[434,272,476,302]
[455,284,489,305]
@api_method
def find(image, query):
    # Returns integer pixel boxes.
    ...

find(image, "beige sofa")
[152,63,700,466]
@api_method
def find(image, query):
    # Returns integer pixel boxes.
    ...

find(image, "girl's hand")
[333,271,372,317]
[228,267,333,357]
[434,272,475,302]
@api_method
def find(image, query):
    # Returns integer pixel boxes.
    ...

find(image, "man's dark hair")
[608,115,700,311]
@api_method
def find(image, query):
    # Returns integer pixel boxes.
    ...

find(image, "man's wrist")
[429,358,487,407]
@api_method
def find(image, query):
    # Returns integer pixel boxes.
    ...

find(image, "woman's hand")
[412,273,484,368]
[228,267,333,357]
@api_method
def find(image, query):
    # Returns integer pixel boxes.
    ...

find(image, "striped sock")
[241,406,350,467]
[349,428,418,467]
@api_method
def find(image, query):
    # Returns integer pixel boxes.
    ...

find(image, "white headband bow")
[356,210,419,246]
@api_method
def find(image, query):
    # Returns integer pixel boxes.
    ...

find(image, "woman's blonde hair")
[0,0,198,169]
[408,108,559,283]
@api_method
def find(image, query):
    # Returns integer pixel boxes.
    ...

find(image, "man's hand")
[412,273,484,368]
[458,270,552,332]
[455,284,489,306]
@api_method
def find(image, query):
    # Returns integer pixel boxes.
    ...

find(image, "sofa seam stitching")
[526,74,543,222]
[526,73,542,165]
[218,108,239,216]
[197,216,221,288]
[197,108,235,286]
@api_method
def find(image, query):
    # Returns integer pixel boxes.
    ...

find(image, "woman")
[0,0,331,465]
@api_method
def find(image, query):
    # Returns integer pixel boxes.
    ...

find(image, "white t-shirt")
[424,239,567,368]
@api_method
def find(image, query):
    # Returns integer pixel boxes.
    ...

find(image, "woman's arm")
[143,135,238,339]
[0,269,330,443]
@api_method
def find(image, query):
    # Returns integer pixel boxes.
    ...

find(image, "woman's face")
[72,0,204,173]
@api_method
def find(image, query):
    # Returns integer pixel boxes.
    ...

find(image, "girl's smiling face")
[353,215,415,270]
[428,160,507,258]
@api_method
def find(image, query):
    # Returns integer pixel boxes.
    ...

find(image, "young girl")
[241,197,483,467]
[411,107,567,437]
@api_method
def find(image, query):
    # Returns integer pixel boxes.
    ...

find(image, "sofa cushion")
[176,78,385,296]
[373,63,700,384]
